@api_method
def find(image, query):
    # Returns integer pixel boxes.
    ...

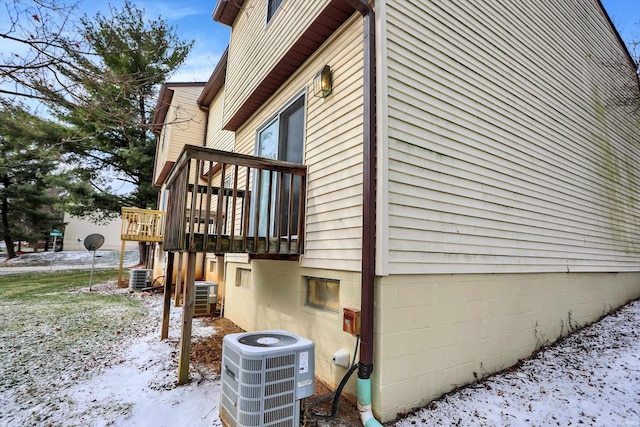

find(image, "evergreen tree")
[0,101,67,259]
[34,1,193,222]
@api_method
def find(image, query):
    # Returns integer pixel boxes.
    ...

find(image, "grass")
[0,269,122,299]
[0,269,148,426]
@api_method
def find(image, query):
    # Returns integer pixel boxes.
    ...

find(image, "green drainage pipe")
[358,378,383,427]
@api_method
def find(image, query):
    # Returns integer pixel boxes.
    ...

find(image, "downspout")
[343,1,381,426]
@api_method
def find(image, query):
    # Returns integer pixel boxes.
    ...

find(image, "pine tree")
[0,101,67,259]
[36,1,193,222]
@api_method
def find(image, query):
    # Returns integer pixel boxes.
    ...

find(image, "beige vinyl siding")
[162,86,206,161]
[384,0,640,275]
[154,124,172,184]
[206,89,235,152]
[154,86,206,184]
[224,0,331,126]
[233,16,364,271]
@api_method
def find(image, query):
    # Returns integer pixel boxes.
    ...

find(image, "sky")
[601,0,640,43]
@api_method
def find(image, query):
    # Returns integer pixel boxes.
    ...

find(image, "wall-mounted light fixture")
[313,65,333,98]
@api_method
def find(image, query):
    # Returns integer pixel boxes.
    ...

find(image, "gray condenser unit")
[220,330,315,427]
[129,269,152,291]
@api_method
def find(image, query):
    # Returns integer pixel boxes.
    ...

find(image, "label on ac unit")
[298,351,309,374]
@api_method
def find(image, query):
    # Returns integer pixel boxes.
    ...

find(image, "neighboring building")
[63,213,137,251]
[151,82,209,282]
[153,0,640,423]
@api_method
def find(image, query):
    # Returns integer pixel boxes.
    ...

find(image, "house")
[63,212,138,251]
[151,82,212,283]
[152,0,640,423]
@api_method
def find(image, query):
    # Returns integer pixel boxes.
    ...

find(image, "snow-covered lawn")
[1,250,139,268]
[0,278,221,427]
[1,252,639,426]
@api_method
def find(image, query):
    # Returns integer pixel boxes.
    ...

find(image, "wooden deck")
[121,207,165,243]
[163,145,306,259]
[185,233,299,256]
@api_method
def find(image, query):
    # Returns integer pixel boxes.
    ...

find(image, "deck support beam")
[161,252,175,340]
[177,251,196,384]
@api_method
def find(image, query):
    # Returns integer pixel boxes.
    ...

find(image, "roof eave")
[152,85,174,134]
[197,47,229,108]
[212,0,245,26]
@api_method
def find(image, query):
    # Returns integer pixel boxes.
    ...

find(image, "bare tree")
[0,0,82,102]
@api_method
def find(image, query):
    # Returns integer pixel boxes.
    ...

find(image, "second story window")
[267,0,284,23]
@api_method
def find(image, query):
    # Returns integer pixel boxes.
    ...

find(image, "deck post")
[175,252,183,307]
[117,240,126,286]
[161,251,175,340]
[177,251,196,384]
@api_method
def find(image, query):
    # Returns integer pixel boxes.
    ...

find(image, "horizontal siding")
[206,89,235,152]
[385,0,640,274]
[203,87,235,177]
[154,86,206,184]
[302,17,364,271]
[165,87,206,160]
[233,17,364,271]
[224,0,331,126]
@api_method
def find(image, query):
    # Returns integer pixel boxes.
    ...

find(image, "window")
[236,268,251,288]
[306,277,340,312]
[267,0,284,23]
[252,95,305,237]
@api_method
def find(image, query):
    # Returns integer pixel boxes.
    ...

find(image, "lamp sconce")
[313,65,333,98]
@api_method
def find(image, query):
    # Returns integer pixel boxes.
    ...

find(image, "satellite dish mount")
[84,234,105,291]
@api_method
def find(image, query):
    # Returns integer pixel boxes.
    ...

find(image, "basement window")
[236,268,251,288]
[306,277,340,312]
[267,0,284,23]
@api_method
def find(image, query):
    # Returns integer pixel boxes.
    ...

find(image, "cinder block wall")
[374,272,640,422]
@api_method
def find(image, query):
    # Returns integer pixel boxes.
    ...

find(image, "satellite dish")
[84,234,105,252]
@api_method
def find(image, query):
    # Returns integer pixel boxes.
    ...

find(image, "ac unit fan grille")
[129,269,151,291]
[266,354,295,369]
[266,367,295,383]
[264,406,294,425]
[264,393,294,410]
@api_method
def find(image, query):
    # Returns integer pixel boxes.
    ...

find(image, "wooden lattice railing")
[121,207,165,242]
[163,145,307,258]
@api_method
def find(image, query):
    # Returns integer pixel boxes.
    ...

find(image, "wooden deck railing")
[163,145,307,258]
[121,207,165,242]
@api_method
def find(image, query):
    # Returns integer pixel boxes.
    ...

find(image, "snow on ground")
[0,250,139,268]
[49,291,221,427]
[1,252,639,426]
[1,279,221,427]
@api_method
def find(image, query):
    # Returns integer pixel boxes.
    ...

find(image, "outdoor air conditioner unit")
[129,269,152,291]
[194,281,218,317]
[220,330,315,427]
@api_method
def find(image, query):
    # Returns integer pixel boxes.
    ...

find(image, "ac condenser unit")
[220,330,315,427]
[129,269,152,291]
[194,281,218,317]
